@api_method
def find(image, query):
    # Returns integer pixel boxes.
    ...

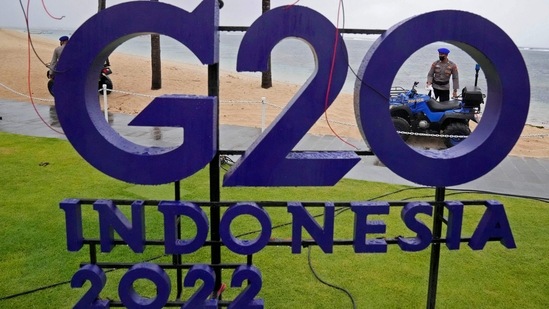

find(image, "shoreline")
[1,28,549,158]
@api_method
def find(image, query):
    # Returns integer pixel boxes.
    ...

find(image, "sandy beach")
[1,28,548,158]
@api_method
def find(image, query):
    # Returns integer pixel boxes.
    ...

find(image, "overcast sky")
[2,0,548,47]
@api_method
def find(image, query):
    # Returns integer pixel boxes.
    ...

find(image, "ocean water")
[33,29,549,126]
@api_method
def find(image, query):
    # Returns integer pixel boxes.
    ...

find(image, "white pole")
[261,97,266,132]
[102,84,108,122]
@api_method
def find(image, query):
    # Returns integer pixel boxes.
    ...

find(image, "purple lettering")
[158,201,209,255]
[220,203,272,255]
[93,200,145,253]
[351,202,389,253]
[469,200,516,250]
[60,199,84,252]
[398,202,433,252]
[445,201,464,250]
[288,203,335,253]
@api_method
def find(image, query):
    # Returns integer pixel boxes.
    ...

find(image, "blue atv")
[389,82,484,148]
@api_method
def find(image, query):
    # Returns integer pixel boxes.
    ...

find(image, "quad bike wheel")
[392,116,411,141]
[47,79,54,96]
[98,77,113,95]
[48,75,113,97]
[444,122,471,148]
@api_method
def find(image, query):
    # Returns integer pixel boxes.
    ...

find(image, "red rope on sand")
[23,0,64,135]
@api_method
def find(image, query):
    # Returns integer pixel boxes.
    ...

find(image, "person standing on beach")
[426,47,459,102]
[48,35,69,78]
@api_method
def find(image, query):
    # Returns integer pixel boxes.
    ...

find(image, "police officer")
[48,35,69,78]
[426,47,459,102]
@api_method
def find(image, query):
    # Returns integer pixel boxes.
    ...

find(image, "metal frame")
[76,193,499,308]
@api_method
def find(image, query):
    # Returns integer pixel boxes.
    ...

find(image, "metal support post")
[208,63,222,293]
[427,186,446,309]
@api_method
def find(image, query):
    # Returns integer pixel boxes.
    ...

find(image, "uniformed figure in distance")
[48,36,69,78]
[426,47,459,102]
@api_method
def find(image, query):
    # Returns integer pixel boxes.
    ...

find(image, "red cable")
[285,0,301,9]
[285,1,358,149]
[323,0,358,149]
[25,0,64,135]
[41,0,65,20]
[216,282,227,299]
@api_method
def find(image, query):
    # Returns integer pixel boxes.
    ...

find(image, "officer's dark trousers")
[433,88,450,102]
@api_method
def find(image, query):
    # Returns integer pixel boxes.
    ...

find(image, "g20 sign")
[54,0,528,307]
[55,0,530,187]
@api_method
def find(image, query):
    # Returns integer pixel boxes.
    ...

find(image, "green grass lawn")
[0,132,548,308]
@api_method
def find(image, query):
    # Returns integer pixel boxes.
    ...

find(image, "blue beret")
[59,36,69,42]
[438,47,450,54]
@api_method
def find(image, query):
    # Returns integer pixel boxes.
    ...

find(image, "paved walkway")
[1,100,549,199]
